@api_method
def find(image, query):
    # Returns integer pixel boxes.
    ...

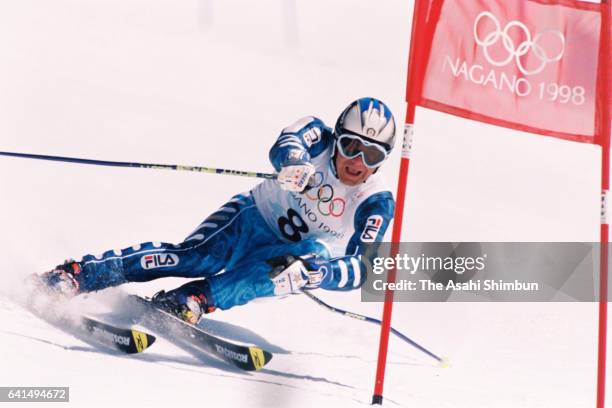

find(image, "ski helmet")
[333,97,396,168]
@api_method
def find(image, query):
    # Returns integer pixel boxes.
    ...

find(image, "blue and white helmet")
[334,97,396,155]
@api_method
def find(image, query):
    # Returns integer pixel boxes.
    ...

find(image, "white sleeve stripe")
[185,234,204,241]
[277,141,304,149]
[277,138,302,146]
[278,141,303,148]
[338,260,349,288]
[219,207,237,213]
[199,222,218,229]
[278,134,301,142]
[350,257,361,288]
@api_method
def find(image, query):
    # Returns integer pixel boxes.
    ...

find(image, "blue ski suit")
[73,117,395,310]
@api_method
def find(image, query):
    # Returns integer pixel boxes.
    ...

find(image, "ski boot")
[151,280,216,325]
[35,260,82,298]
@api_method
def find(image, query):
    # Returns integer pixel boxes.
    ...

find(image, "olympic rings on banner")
[473,11,565,76]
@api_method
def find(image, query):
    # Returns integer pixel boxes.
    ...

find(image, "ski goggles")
[336,133,389,168]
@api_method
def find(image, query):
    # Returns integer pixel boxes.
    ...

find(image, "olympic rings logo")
[473,11,565,76]
[304,172,346,217]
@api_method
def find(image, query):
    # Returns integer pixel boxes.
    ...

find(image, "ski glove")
[267,255,326,295]
[268,255,309,295]
[301,257,329,289]
[277,154,315,193]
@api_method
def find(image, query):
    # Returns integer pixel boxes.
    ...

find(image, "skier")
[38,97,397,324]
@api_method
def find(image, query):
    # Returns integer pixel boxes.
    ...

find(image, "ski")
[23,276,157,355]
[127,295,272,371]
[77,316,156,354]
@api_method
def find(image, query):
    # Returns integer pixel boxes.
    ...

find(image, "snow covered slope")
[0,1,608,407]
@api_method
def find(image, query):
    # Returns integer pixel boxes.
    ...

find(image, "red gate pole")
[596,4,611,408]
[372,0,438,403]
[372,104,416,405]
[597,147,609,408]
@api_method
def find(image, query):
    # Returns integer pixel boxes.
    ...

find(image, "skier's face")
[335,153,376,185]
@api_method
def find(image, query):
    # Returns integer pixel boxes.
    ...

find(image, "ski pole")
[301,289,445,364]
[0,151,277,180]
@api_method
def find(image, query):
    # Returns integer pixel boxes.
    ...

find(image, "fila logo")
[141,253,179,270]
[360,215,383,242]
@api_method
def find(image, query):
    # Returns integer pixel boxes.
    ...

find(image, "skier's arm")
[310,192,395,291]
[269,117,334,191]
[269,116,334,171]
